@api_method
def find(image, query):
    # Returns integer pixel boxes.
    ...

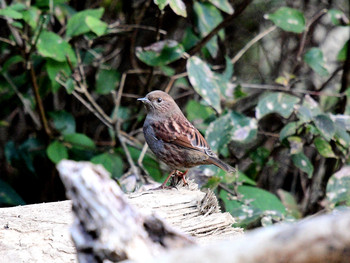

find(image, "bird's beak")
[137,97,150,104]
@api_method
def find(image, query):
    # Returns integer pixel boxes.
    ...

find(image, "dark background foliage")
[0,0,349,229]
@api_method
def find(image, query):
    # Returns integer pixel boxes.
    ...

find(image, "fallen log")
[56,160,242,262]
[2,160,350,263]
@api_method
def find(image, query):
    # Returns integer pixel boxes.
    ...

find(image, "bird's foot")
[173,170,189,187]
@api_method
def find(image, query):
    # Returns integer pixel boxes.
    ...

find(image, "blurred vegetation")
[0,0,350,229]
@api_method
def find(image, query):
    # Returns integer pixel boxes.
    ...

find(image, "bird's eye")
[157,97,162,103]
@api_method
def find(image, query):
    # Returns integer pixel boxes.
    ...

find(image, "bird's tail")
[209,157,236,173]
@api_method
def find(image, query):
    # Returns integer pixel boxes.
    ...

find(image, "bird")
[138,90,235,189]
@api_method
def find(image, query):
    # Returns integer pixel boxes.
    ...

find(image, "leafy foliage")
[0,0,349,231]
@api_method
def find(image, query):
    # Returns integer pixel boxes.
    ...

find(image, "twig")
[137,143,152,183]
[66,54,113,124]
[130,0,152,70]
[112,71,141,177]
[164,72,188,93]
[108,23,167,35]
[188,0,253,56]
[238,83,346,97]
[1,69,41,128]
[29,62,52,137]
[230,25,277,65]
[112,72,127,123]
[28,15,46,56]
[318,66,343,91]
[337,25,350,113]
[0,37,16,46]
[295,9,328,64]
[155,9,164,41]
[116,120,139,175]
[0,0,24,48]
[71,91,113,129]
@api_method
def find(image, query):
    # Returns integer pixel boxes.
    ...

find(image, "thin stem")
[294,9,328,67]
[29,62,52,137]
[164,72,188,93]
[231,25,277,65]
[188,0,253,56]
[238,83,346,97]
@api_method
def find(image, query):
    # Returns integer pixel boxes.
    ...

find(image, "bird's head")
[138,90,181,117]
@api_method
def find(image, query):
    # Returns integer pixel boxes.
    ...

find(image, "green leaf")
[206,111,257,153]
[123,147,163,182]
[159,65,175,76]
[91,153,124,178]
[236,171,256,186]
[296,95,322,122]
[193,2,223,57]
[185,99,215,123]
[238,186,286,214]
[154,0,168,10]
[229,111,257,142]
[208,0,233,14]
[95,68,120,94]
[0,179,26,206]
[136,40,185,66]
[220,190,262,227]
[65,78,75,94]
[266,7,305,33]
[256,92,300,119]
[334,121,350,148]
[277,189,301,219]
[66,8,104,37]
[280,122,299,141]
[304,48,328,76]
[292,152,314,178]
[314,137,336,158]
[49,110,76,135]
[47,140,68,164]
[287,136,303,154]
[328,9,345,26]
[313,114,335,141]
[37,31,76,63]
[85,16,108,36]
[168,0,187,17]
[22,6,40,29]
[2,55,23,72]
[46,59,72,92]
[337,41,348,62]
[206,113,234,153]
[187,56,222,113]
[64,133,95,150]
[0,6,23,19]
[181,27,200,50]
[34,0,67,8]
[331,114,350,131]
[326,166,350,207]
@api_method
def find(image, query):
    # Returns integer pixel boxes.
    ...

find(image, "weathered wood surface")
[128,187,241,244]
[2,160,349,263]
[138,209,350,263]
[0,200,75,263]
[56,160,242,262]
[0,160,242,263]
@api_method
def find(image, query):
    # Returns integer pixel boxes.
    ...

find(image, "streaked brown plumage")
[138,90,235,188]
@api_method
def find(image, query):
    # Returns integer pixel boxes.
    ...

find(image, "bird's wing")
[152,116,216,157]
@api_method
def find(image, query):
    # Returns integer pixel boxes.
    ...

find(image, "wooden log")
[140,209,350,263]
[3,160,349,263]
[0,200,76,263]
[56,160,242,262]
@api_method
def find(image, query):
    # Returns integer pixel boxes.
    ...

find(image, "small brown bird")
[138,90,235,188]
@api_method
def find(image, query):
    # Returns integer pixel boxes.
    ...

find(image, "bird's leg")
[157,170,176,189]
[175,170,188,186]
